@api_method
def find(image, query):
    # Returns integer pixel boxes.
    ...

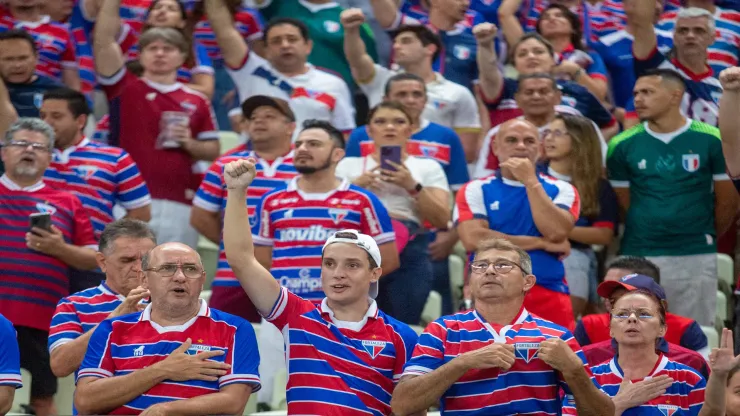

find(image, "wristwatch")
[409,182,423,196]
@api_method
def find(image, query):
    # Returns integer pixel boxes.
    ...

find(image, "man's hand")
[139,402,170,416]
[719,67,740,91]
[613,375,674,412]
[459,342,516,371]
[224,158,258,190]
[709,328,740,377]
[109,286,150,318]
[154,338,231,382]
[473,22,498,46]
[538,338,583,373]
[340,8,365,31]
[26,225,66,256]
[500,158,538,187]
[542,239,571,260]
[552,60,582,80]
[429,231,458,261]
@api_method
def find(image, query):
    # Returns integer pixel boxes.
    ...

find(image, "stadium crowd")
[2,0,740,414]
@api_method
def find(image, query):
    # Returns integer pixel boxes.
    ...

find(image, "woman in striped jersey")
[590,289,740,415]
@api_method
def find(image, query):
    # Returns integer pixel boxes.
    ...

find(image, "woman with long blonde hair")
[542,113,618,317]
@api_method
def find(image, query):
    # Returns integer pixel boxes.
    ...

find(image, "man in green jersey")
[607,68,738,327]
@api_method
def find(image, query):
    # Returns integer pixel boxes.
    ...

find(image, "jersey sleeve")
[193,160,226,212]
[192,99,219,141]
[633,46,668,78]
[331,82,357,133]
[358,189,396,245]
[0,316,22,388]
[419,160,450,191]
[357,64,392,107]
[680,321,709,352]
[401,319,448,377]
[98,67,136,100]
[251,192,274,247]
[220,320,261,391]
[606,138,631,188]
[344,129,363,158]
[392,324,419,382]
[593,180,619,231]
[70,195,98,248]
[77,319,116,381]
[452,87,482,130]
[453,179,487,225]
[114,151,151,210]
[48,298,84,353]
[445,130,471,191]
[549,178,581,220]
[585,49,608,81]
[192,43,215,76]
[60,26,78,66]
[709,132,731,180]
[263,287,318,331]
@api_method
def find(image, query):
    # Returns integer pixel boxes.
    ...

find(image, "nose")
[626,311,639,323]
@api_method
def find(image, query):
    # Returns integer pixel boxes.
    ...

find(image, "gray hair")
[4,117,55,148]
[677,7,716,35]
[98,219,157,255]
[474,238,533,275]
[138,27,189,55]
[141,244,203,270]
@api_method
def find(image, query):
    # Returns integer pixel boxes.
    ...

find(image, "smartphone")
[380,145,402,171]
[29,213,52,234]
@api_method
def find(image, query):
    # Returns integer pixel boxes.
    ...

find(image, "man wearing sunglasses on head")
[75,242,260,416]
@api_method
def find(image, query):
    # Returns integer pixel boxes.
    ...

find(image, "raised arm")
[700,329,740,416]
[368,0,401,29]
[341,9,377,85]
[0,77,18,135]
[204,0,249,69]
[80,0,105,21]
[93,0,124,77]
[719,67,740,176]
[498,0,525,47]
[628,0,657,59]
[473,23,504,103]
[222,159,281,316]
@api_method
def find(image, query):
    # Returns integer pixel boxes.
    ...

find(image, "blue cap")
[596,273,667,300]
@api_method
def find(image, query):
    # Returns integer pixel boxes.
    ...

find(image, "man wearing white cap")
[222,158,419,416]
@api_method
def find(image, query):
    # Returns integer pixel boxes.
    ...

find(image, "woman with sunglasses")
[541,113,618,318]
[590,289,740,415]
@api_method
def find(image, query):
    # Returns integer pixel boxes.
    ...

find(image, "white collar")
[297,0,339,13]
[547,166,572,182]
[15,15,51,28]
[609,354,669,381]
[140,299,209,333]
[0,174,45,192]
[53,137,90,163]
[286,176,350,199]
[474,307,530,343]
[320,297,378,331]
[142,77,183,94]
[99,281,126,301]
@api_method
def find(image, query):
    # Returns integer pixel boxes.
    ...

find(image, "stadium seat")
[717,290,728,324]
[411,325,424,335]
[199,289,212,303]
[270,369,288,411]
[10,369,30,414]
[701,326,719,349]
[448,254,465,310]
[251,322,261,340]
[717,253,734,290]
[219,132,242,155]
[55,374,76,415]
[421,291,442,325]
[197,236,219,290]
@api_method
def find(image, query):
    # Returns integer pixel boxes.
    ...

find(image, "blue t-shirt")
[7,75,62,118]
[0,313,22,390]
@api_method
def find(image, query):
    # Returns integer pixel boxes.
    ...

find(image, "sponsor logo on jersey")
[324,21,340,33]
[490,201,500,211]
[271,197,299,207]
[186,343,213,355]
[329,209,348,224]
[72,165,99,180]
[432,100,447,109]
[330,198,362,206]
[657,404,679,416]
[682,154,700,172]
[34,93,44,109]
[561,96,577,107]
[638,159,647,170]
[133,346,144,356]
[146,92,157,101]
[420,145,438,158]
[278,225,339,242]
[283,209,294,219]
[515,342,540,363]
[36,202,57,215]
[364,207,380,235]
[361,339,387,359]
[453,45,471,60]
[656,155,675,172]
[180,101,197,114]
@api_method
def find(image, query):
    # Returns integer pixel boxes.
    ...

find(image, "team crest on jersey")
[453,45,471,60]
[180,101,197,115]
[561,96,577,107]
[682,154,700,172]
[324,21,340,33]
[73,165,99,180]
[361,340,387,359]
[432,100,447,110]
[420,145,438,158]
[36,203,56,215]
[328,208,348,224]
[514,342,540,363]
[657,404,679,416]
[34,93,43,109]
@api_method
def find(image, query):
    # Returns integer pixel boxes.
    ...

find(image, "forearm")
[50,331,95,377]
[391,359,470,416]
[476,41,502,99]
[95,0,121,46]
[460,227,544,252]
[600,124,619,141]
[369,0,399,28]
[526,184,574,241]
[344,27,374,83]
[630,0,657,57]
[204,0,248,68]
[54,245,98,270]
[720,91,740,176]
[183,140,219,162]
[158,389,250,416]
[568,226,613,246]
[0,77,18,135]
[416,191,451,229]
[498,0,524,46]
[124,205,151,223]
[575,74,607,102]
[187,75,215,100]
[561,367,614,416]
[75,366,168,414]
[0,387,13,416]
[62,68,81,91]
[699,371,728,416]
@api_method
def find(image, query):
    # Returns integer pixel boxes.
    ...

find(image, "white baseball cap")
[322,230,381,298]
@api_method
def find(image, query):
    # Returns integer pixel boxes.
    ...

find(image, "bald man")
[454,119,580,330]
[75,242,261,416]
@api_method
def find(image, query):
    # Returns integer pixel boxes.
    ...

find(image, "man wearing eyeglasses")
[0,117,97,416]
[75,241,260,416]
[392,238,613,416]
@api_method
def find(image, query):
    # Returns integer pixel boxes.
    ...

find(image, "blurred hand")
[109,286,150,318]
[709,328,740,377]
[473,22,498,45]
[459,342,516,371]
[352,166,383,191]
[224,158,258,190]
[140,403,169,416]
[26,225,66,257]
[552,60,582,79]
[538,338,583,373]
[719,67,740,91]
[340,8,365,30]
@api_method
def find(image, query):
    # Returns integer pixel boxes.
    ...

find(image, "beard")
[13,163,39,178]
[295,154,333,174]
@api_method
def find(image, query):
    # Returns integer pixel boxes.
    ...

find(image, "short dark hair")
[301,119,345,149]
[606,256,661,284]
[264,17,310,42]
[391,24,442,63]
[516,72,558,91]
[43,88,91,118]
[367,101,413,124]
[640,68,686,90]
[384,72,427,97]
[99,219,157,255]
[0,29,38,54]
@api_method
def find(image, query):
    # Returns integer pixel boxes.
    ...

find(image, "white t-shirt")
[359,65,481,130]
[336,155,450,225]
[227,52,356,134]
[473,115,609,180]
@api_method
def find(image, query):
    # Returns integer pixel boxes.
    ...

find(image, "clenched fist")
[224,158,257,190]
[459,342,516,371]
[340,8,365,30]
[473,22,498,45]
[720,67,740,91]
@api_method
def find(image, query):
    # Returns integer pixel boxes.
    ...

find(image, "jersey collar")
[473,305,529,343]
[142,78,184,94]
[610,353,669,381]
[286,176,350,199]
[251,149,295,177]
[320,297,379,330]
[53,136,90,164]
[99,281,126,301]
[0,174,45,192]
[670,57,713,82]
[140,299,209,333]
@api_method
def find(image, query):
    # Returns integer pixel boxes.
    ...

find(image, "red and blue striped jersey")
[519,0,621,42]
[252,178,395,301]
[68,2,96,96]
[345,120,470,191]
[591,354,706,415]
[0,175,97,331]
[92,114,110,144]
[558,44,608,82]
[454,172,580,294]
[403,307,594,415]
[265,287,418,416]
[658,7,740,74]
[48,281,124,353]
[117,0,152,35]
[0,12,77,84]
[193,147,298,288]
[78,301,261,415]
[601,0,682,27]
[193,7,264,62]
[45,137,151,237]
[0,314,22,390]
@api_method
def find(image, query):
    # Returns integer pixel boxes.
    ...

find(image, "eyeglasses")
[612,309,656,320]
[144,264,204,279]
[4,140,51,152]
[470,259,526,275]
[541,129,569,139]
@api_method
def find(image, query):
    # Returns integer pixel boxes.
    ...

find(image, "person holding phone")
[336,101,451,325]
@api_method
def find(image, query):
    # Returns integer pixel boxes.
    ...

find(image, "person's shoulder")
[423,121,458,138]
[63,284,106,303]
[597,29,631,47]
[527,313,573,337]
[179,84,211,103]
[348,126,370,140]
[0,313,13,332]
[337,156,365,166]
[376,310,419,338]
[558,79,591,96]
[687,119,721,140]
[408,154,445,169]
[208,307,253,328]
[664,356,706,381]
[609,123,647,151]
[309,65,348,85]
[34,74,63,88]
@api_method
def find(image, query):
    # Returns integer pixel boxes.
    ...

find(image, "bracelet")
[526,182,542,190]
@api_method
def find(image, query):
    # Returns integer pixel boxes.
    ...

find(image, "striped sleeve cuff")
[401,366,432,377]
[0,374,22,388]
[77,368,113,381]
[219,374,261,391]
[264,287,289,321]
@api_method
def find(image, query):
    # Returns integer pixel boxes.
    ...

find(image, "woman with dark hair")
[591,290,739,415]
[336,101,451,325]
[727,362,740,416]
[542,113,618,318]
[498,0,608,100]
